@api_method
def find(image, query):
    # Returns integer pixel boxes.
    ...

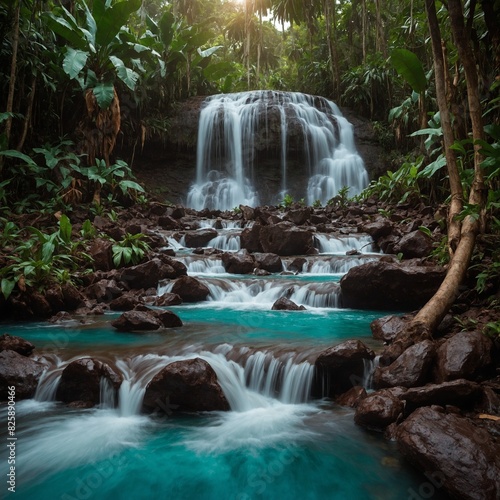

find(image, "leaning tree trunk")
[411,0,487,335]
[424,0,463,254]
[82,87,121,205]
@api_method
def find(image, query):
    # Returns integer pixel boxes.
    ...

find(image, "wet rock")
[354,389,404,430]
[239,205,255,221]
[396,406,500,500]
[259,223,313,256]
[240,224,263,252]
[155,309,183,328]
[285,207,312,225]
[221,251,255,274]
[335,386,367,408]
[158,215,181,230]
[253,252,283,273]
[370,314,412,343]
[313,340,374,397]
[0,350,45,400]
[434,331,494,382]
[111,310,161,331]
[170,276,210,302]
[362,218,394,240]
[374,340,435,389]
[89,238,114,271]
[56,357,122,405]
[287,257,307,273]
[340,261,446,310]
[152,293,183,307]
[85,279,122,303]
[183,228,218,248]
[142,358,230,413]
[401,379,482,413]
[271,297,306,311]
[109,293,142,311]
[0,334,35,356]
[394,230,434,259]
[119,258,184,290]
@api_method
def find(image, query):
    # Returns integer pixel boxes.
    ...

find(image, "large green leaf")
[63,47,89,79]
[92,82,115,109]
[159,10,175,48]
[203,62,234,81]
[94,0,142,48]
[390,49,427,93]
[44,13,87,51]
[0,149,37,167]
[109,55,139,90]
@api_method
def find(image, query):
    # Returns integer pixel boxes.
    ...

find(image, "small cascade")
[99,377,116,409]
[314,234,375,254]
[207,234,241,251]
[362,355,380,390]
[180,256,227,274]
[187,91,369,210]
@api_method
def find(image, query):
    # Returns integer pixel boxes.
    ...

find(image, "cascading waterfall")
[186,91,369,210]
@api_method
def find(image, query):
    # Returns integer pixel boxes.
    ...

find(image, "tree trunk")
[16,76,37,152]
[412,0,487,335]
[425,0,463,254]
[324,0,340,98]
[0,0,21,174]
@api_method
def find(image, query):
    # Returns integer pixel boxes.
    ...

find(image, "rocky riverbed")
[1,196,499,499]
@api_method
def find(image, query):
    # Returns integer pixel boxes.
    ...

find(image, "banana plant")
[44,0,150,198]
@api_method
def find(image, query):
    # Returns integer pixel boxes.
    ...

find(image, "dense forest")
[0,0,499,333]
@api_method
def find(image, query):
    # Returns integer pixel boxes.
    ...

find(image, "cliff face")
[129,95,386,205]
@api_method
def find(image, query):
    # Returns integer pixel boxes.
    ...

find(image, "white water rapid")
[187,91,369,210]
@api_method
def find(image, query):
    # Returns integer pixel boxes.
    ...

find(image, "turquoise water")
[0,247,436,500]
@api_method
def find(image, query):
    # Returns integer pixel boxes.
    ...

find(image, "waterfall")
[187,91,369,210]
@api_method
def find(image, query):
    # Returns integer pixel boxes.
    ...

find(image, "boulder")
[183,228,218,248]
[155,310,183,328]
[394,230,434,258]
[285,207,312,225]
[142,358,230,413]
[271,297,306,311]
[56,358,122,405]
[158,215,181,230]
[0,334,35,356]
[240,224,264,252]
[85,279,122,302]
[253,252,283,273]
[221,251,255,274]
[0,350,45,400]
[362,218,394,240]
[354,389,404,430]
[370,314,412,343]
[170,276,210,303]
[152,293,183,307]
[374,340,435,389]
[401,379,482,413]
[340,261,446,310]
[259,223,313,256]
[396,406,500,500]
[89,238,114,271]
[434,331,494,382]
[119,258,184,290]
[313,340,374,397]
[111,310,162,331]
[335,386,367,408]
[109,293,142,311]
[287,257,307,273]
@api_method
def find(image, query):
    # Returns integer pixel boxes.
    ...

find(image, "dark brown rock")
[183,228,218,248]
[259,223,313,256]
[354,389,404,430]
[142,358,230,413]
[335,386,367,408]
[85,279,122,302]
[109,293,142,311]
[435,331,494,382]
[89,238,114,271]
[119,258,184,290]
[170,276,210,303]
[152,293,183,307]
[0,334,35,356]
[370,314,413,343]
[340,261,446,310]
[396,406,500,500]
[253,252,283,273]
[313,340,374,397]
[394,230,434,258]
[111,310,162,331]
[221,251,255,274]
[158,215,181,230]
[56,358,122,405]
[374,340,435,389]
[401,379,482,412]
[287,257,307,273]
[155,310,183,328]
[240,224,263,252]
[271,297,306,311]
[362,218,394,239]
[0,350,45,400]
[285,207,312,225]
